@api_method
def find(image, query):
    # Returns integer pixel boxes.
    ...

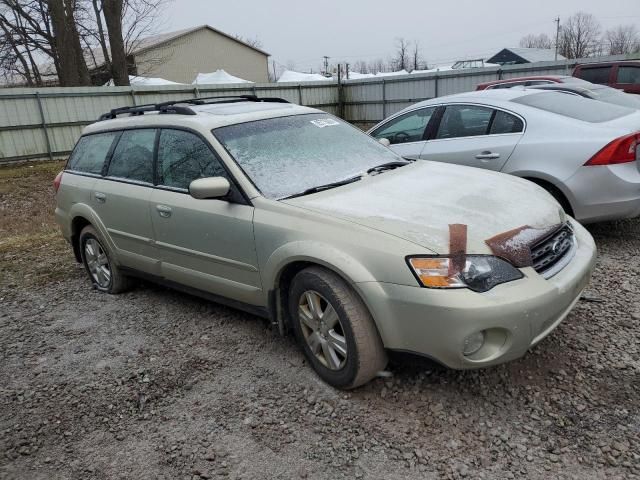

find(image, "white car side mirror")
[189,177,231,200]
[378,138,391,147]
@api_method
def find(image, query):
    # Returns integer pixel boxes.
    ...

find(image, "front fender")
[263,241,378,291]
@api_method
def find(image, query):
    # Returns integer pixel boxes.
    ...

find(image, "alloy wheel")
[84,238,111,288]
[298,290,348,370]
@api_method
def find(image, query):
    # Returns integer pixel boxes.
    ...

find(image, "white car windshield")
[214,113,402,199]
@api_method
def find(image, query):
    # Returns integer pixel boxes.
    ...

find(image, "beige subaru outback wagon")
[55,95,597,389]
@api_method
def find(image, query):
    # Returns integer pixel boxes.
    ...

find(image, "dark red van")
[573,61,640,94]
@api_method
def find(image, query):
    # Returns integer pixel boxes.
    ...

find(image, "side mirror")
[189,177,231,200]
[378,138,391,147]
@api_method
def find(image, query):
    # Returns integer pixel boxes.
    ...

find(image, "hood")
[282,161,564,254]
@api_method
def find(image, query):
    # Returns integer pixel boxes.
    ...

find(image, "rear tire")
[79,225,131,294]
[288,266,387,389]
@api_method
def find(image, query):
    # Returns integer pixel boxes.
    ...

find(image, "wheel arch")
[513,172,575,217]
[264,244,378,335]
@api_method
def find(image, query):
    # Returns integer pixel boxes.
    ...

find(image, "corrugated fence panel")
[0,96,41,128]
[2,53,638,162]
[0,128,47,159]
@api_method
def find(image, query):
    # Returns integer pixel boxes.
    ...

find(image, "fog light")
[463,331,485,357]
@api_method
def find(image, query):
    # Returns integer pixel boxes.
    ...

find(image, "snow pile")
[277,70,332,82]
[105,75,183,86]
[346,72,376,80]
[375,70,409,77]
[192,69,253,85]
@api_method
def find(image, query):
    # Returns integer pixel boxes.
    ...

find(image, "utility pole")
[554,17,561,61]
[346,63,350,80]
[323,56,330,76]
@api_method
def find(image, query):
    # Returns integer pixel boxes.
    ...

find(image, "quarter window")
[371,107,435,144]
[67,132,118,175]
[490,111,524,134]
[435,105,493,139]
[107,129,156,183]
[157,129,227,190]
[576,66,612,85]
[617,66,640,85]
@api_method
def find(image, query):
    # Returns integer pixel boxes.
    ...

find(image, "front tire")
[288,266,387,389]
[79,225,131,294]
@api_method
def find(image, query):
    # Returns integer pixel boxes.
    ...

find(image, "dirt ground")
[1,162,639,480]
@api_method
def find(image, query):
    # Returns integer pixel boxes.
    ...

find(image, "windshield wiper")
[280,175,362,200]
[366,159,414,175]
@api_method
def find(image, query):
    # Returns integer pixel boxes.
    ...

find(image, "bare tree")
[519,33,553,49]
[352,60,369,74]
[367,58,386,74]
[410,40,424,71]
[605,24,640,55]
[558,12,601,59]
[102,0,128,85]
[47,0,91,86]
[392,37,409,71]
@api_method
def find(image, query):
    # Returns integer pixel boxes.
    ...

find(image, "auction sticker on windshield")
[310,118,340,128]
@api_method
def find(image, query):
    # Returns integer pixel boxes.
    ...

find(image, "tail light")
[53,171,63,193]
[585,132,640,166]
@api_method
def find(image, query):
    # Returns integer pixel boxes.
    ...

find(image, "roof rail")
[97,95,290,121]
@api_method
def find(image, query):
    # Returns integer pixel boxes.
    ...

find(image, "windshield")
[512,91,635,122]
[213,113,402,199]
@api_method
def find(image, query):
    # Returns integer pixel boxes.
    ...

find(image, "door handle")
[156,205,172,218]
[475,151,501,160]
[94,192,106,203]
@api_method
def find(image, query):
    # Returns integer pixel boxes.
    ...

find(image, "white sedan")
[369,89,640,223]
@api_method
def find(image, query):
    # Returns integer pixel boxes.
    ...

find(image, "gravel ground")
[1,163,639,479]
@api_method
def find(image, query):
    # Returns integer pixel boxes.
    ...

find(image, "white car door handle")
[94,192,106,203]
[156,205,172,218]
[475,151,501,160]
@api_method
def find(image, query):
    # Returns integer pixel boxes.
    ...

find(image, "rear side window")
[617,66,640,85]
[576,66,612,84]
[107,129,157,183]
[490,111,524,134]
[157,129,228,190]
[512,92,634,123]
[67,132,118,174]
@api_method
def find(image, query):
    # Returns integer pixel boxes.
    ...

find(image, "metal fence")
[1,53,638,164]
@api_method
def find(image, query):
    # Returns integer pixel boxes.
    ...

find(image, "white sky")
[160,0,640,71]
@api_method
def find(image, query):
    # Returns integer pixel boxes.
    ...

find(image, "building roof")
[132,25,270,57]
[495,47,566,63]
[89,24,269,69]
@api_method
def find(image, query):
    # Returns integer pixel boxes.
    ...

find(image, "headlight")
[407,256,524,293]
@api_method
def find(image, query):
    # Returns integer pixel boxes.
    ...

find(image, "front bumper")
[356,220,597,369]
[567,162,640,223]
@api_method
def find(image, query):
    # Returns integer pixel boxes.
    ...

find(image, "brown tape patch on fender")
[449,224,467,276]
[485,224,561,267]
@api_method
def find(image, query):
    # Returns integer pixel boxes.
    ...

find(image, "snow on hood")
[192,69,253,84]
[283,161,563,255]
[278,70,332,82]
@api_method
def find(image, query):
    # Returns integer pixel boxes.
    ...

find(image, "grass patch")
[0,161,76,289]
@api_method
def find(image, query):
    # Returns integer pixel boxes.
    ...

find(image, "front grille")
[531,224,575,277]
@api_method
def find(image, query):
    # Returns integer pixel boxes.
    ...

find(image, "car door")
[369,107,437,158]
[149,128,262,305]
[418,104,524,172]
[91,128,159,275]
